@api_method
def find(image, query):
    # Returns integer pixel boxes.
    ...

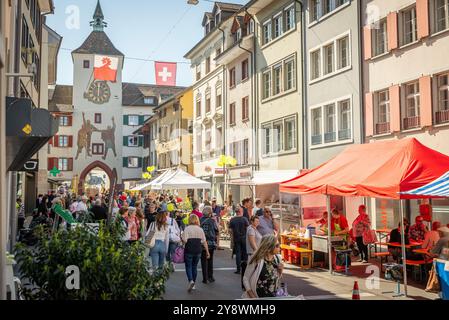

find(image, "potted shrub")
[15,221,170,300]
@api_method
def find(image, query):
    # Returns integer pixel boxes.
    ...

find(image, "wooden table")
[386,242,422,249]
[281,234,312,250]
[372,229,392,256]
[413,248,429,255]
[386,242,422,263]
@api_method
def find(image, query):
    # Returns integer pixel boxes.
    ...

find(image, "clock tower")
[71,0,124,191]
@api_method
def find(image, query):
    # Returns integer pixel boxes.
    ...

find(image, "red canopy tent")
[279,138,449,296]
[280,138,449,199]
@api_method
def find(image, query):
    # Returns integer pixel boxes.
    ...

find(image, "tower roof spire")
[90,0,107,31]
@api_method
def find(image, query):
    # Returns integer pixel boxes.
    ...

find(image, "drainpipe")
[358,0,365,144]
[238,16,256,184]
[244,9,258,180]
[218,25,227,202]
[294,0,308,169]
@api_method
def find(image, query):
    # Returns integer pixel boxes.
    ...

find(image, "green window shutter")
[138,136,143,147]
[139,115,145,125]
[123,115,129,125]
[123,136,128,146]
[123,157,128,168]
[138,157,143,168]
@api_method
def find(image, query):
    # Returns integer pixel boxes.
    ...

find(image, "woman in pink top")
[191,201,203,219]
[352,205,371,263]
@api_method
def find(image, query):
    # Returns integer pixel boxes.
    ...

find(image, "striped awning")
[401,171,449,197]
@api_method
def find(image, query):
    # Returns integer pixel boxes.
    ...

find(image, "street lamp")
[187,0,199,5]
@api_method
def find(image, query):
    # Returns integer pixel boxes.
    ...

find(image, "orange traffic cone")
[352,281,360,300]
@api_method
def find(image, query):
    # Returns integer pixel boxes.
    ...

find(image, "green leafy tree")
[15,221,170,300]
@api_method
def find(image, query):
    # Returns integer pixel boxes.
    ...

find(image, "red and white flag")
[155,61,177,86]
[94,55,119,82]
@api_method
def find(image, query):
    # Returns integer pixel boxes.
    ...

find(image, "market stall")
[225,170,299,227]
[150,168,211,190]
[279,138,449,296]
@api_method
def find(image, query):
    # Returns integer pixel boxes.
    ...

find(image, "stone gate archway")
[78,161,117,195]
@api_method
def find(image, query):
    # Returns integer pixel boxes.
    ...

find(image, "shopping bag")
[144,223,156,248]
[363,229,377,245]
[172,246,185,264]
[425,262,440,293]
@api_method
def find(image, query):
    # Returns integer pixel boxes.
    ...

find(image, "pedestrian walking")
[257,208,277,236]
[127,207,139,242]
[91,199,107,221]
[191,201,203,219]
[229,204,249,274]
[147,211,169,269]
[252,199,263,217]
[118,207,131,242]
[38,195,49,216]
[242,234,284,299]
[182,214,210,292]
[246,216,262,257]
[200,206,218,283]
[166,211,181,267]
[16,198,25,231]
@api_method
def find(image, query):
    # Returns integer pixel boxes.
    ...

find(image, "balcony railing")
[375,122,390,135]
[324,132,336,143]
[338,129,351,141]
[403,116,420,130]
[436,109,449,124]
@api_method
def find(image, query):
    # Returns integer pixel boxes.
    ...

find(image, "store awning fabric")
[151,168,211,190]
[226,170,299,186]
[280,138,449,199]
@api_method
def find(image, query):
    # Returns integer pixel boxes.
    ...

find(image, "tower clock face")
[84,81,111,104]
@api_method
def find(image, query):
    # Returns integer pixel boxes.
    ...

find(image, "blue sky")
[46,0,248,87]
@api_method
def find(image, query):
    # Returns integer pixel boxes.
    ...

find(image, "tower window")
[83,60,90,68]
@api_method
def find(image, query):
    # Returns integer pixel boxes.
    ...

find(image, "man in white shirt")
[76,196,89,215]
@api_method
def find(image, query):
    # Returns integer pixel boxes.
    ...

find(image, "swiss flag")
[155,61,177,86]
[94,55,119,82]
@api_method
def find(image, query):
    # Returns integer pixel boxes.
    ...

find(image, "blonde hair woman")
[181,214,210,292]
[242,234,284,298]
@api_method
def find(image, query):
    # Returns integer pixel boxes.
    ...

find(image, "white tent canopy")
[225,170,299,186]
[151,168,211,190]
[129,181,153,191]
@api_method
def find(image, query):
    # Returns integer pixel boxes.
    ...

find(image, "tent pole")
[280,192,283,234]
[327,195,332,274]
[399,199,408,297]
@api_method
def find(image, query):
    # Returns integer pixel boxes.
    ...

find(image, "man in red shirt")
[330,209,349,237]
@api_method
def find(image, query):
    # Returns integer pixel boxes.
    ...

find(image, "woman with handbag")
[166,211,181,268]
[146,211,169,269]
[352,205,372,263]
[242,234,284,299]
[182,214,210,292]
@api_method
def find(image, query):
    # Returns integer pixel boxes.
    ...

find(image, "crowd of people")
[20,190,449,299]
